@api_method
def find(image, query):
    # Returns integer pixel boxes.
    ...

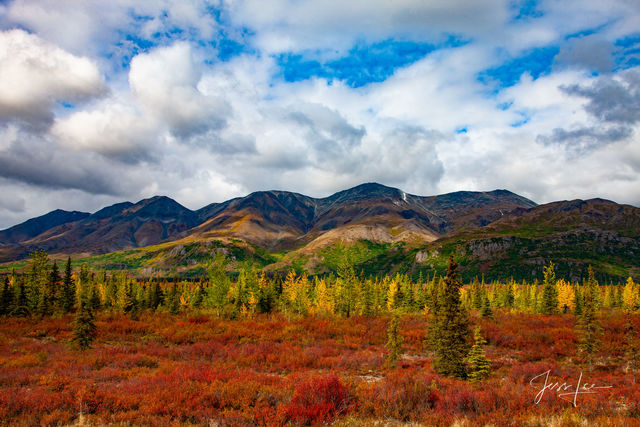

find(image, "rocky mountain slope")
[1,183,637,282]
[0,183,535,262]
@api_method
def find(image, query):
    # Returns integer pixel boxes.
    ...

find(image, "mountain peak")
[324,182,404,204]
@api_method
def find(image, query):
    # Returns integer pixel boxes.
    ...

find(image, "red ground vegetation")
[0,311,638,426]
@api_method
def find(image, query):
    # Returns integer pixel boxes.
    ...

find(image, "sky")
[0,0,640,229]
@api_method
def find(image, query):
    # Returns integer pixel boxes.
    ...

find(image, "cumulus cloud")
[0,29,106,128]
[129,43,229,139]
[53,42,232,162]
[51,101,158,162]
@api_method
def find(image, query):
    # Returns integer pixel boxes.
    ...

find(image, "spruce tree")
[614,285,624,309]
[432,255,470,378]
[89,286,102,312]
[540,261,558,314]
[149,282,164,310]
[574,285,583,316]
[192,283,205,309]
[167,283,180,315]
[0,276,12,316]
[336,250,357,317]
[481,293,493,318]
[71,296,97,350]
[39,261,60,316]
[471,279,483,310]
[385,311,403,368]
[362,279,375,317]
[121,281,137,315]
[577,266,602,371]
[12,280,29,317]
[61,257,76,313]
[465,326,491,382]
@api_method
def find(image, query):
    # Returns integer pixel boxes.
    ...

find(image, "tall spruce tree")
[61,257,76,313]
[71,296,97,350]
[385,311,403,368]
[121,281,137,315]
[0,276,12,316]
[432,255,470,378]
[540,261,558,314]
[574,285,583,316]
[40,261,60,316]
[167,282,180,315]
[336,250,357,317]
[577,266,602,371]
[12,280,29,317]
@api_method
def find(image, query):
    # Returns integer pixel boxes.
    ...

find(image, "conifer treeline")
[1,250,639,319]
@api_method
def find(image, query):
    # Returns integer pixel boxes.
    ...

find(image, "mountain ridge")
[1,183,638,282]
[0,183,535,261]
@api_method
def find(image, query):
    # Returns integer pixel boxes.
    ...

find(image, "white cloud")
[129,43,229,138]
[52,100,158,161]
[0,29,106,127]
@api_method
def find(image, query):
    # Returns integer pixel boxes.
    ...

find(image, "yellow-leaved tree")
[387,278,398,311]
[623,277,639,311]
[556,279,575,313]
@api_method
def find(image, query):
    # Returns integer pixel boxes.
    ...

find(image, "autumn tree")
[577,266,602,371]
[386,278,398,311]
[465,326,491,382]
[432,255,470,378]
[314,277,334,315]
[556,279,575,313]
[26,249,49,313]
[623,277,639,311]
[540,261,558,314]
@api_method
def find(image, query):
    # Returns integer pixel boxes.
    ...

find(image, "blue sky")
[0,0,639,228]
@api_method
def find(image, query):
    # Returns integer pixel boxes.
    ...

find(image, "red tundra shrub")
[282,374,349,425]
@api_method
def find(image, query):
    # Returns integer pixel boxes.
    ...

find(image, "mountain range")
[1,183,638,282]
